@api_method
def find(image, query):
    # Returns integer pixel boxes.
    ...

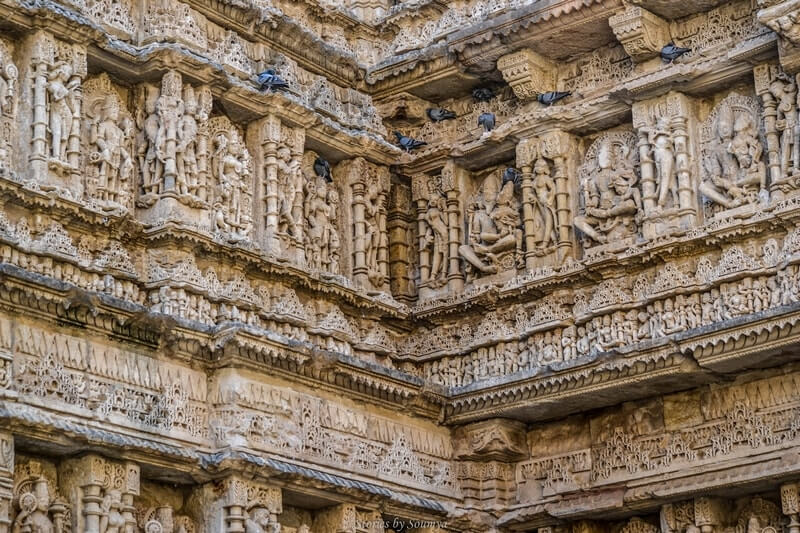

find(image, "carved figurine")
[643,116,678,209]
[87,92,134,209]
[575,134,641,246]
[531,159,558,248]
[304,166,340,274]
[459,169,522,277]
[421,186,449,287]
[46,62,79,164]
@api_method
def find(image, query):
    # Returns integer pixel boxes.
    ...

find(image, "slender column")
[755,65,785,189]
[410,175,431,296]
[376,174,390,290]
[442,162,463,291]
[539,132,575,262]
[637,129,657,214]
[672,113,695,225]
[221,477,282,533]
[351,176,368,286]
[516,137,538,270]
[196,86,212,203]
[0,432,12,533]
[30,60,48,181]
[122,463,140,533]
[262,115,281,252]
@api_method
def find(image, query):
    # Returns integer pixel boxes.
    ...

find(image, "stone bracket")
[609,5,672,63]
[497,49,557,101]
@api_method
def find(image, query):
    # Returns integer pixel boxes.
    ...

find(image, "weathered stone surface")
[0,0,799,532]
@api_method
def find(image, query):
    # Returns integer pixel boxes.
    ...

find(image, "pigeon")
[394,131,427,153]
[256,69,289,92]
[503,167,520,186]
[661,42,691,62]
[478,112,496,133]
[427,108,457,122]
[538,91,571,106]
[472,87,495,102]
[313,157,332,182]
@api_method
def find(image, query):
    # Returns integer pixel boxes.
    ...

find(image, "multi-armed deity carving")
[459,167,523,281]
[26,32,86,198]
[632,92,698,239]
[302,151,340,274]
[275,131,304,257]
[699,93,768,217]
[0,39,17,171]
[755,64,800,201]
[82,74,135,212]
[575,132,641,249]
[209,116,253,242]
[136,71,213,221]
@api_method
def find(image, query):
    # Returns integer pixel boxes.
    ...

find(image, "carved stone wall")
[3,0,800,532]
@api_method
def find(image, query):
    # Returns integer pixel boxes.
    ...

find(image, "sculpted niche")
[575,131,642,250]
[0,39,17,171]
[460,167,523,281]
[700,92,768,217]
[302,151,341,274]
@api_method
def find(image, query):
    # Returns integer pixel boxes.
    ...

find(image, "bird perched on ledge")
[503,167,520,187]
[394,131,427,153]
[538,91,571,106]
[427,108,457,122]
[314,157,332,182]
[478,112,496,133]
[472,87,495,102]
[256,69,289,92]
[661,42,691,62]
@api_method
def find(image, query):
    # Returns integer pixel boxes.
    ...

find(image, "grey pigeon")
[661,42,691,62]
[427,108,457,122]
[478,112,495,132]
[394,131,427,153]
[538,91,571,106]
[472,87,495,102]
[256,69,289,92]
[313,157,332,182]
[503,167,520,186]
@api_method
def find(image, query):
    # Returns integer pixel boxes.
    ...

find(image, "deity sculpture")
[245,507,280,533]
[364,178,383,283]
[642,116,678,209]
[12,478,65,533]
[574,133,641,246]
[176,85,200,197]
[770,72,798,176]
[420,181,449,288]
[0,43,17,118]
[531,159,557,249]
[303,154,340,273]
[277,145,303,243]
[210,118,252,242]
[46,62,80,165]
[137,85,162,197]
[459,169,522,277]
[99,490,125,533]
[700,94,767,212]
[85,75,135,210]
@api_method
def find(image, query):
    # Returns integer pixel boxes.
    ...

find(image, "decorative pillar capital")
[539,130,576,160]
[609,5,671,63]
[497,48,557,101]
[516,136,539,168]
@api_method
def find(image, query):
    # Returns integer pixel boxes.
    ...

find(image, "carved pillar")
[782,483,800,533]
[694,497,725,533]
[516,137,538,270]
[314,503,359,533]
[540,131,577,262]
[376,165,391,291]
[350,159,369,288]
[0,432,12,533]
[387,181,416,303]
[441,161,464,292]
[411,174,432,297]
[221,477,282,533]
[632,91,699,238]
[59,454,140,533]
[754,64,784,188]
[195,86,212,203]
[262,115,282,253]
